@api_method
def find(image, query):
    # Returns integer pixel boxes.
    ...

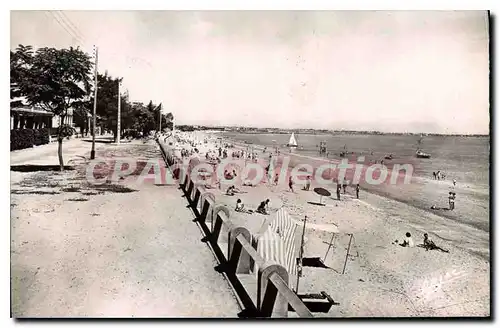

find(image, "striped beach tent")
[253,208,299,278]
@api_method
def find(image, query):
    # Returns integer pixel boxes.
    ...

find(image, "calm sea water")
[221,132,490,188]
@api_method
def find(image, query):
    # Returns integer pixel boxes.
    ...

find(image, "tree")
[164,112,174,131]
[93,72,128,141]
[14,45,93,170]
[10,45,34,107]
[129,102,155,136]
[73,105,91,136]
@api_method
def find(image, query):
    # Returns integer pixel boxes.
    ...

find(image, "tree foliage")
[11,43,175,169]
[10,45,34,107]
[11,44,93,170]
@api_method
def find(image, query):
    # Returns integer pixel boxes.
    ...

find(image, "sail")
[288,133,298,147]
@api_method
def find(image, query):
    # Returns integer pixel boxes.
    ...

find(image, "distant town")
[174,125,489,137]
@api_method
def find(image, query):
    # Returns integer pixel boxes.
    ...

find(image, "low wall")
[156,137,313,318]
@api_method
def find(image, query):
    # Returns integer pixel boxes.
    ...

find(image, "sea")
[221,132,490,190]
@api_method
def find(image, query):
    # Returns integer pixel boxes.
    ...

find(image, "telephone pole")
[117,80,121,144]
[90,46,98,160]
[158,103,162,133]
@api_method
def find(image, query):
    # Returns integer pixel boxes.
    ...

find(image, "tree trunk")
[58,137,64,171]
[58,114,66,171]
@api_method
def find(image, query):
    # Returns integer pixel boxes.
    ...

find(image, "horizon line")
[173,124,490,136]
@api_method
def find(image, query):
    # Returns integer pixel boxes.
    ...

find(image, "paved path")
[11,141,241,317]
[10,138,93,166]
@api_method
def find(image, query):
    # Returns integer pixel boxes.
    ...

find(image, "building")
[10,106,74,130]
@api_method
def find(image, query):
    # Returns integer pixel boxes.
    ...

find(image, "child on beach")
[399,232,415,248]
[235,199,245,212]
[356,184,360,199]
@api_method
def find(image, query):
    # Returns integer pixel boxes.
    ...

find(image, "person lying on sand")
[256,199,270,215]
[243,180,256,187]
[226,185,236,196]
[421,233,449,253]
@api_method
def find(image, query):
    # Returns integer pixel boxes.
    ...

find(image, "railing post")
[228,227,252,274]
[186,178,194,201]
[258,263,289,318]
[199,192,215,222]
[211,205,231,242]
[192,186,202,212]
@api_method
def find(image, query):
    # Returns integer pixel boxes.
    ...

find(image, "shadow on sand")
[81,138,114,144]
[10,165,75,172]
[307,201,326,206]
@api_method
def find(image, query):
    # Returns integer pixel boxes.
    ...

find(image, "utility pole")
[90,46,98,160]
[295,215,307,293]
[158,103,162,133]
[117,80,121,144]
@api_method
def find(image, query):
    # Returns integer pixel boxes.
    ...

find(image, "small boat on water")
[416,149,431,159]
[287,132,298,148]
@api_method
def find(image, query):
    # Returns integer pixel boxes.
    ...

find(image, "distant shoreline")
[176,126,489,138]
[219,130,489,138]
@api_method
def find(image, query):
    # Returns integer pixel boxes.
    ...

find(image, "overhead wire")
[55,11,87,44]
[45,10,85,48]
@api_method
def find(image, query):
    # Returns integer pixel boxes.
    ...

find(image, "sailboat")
[287,132,298,149]
[415,135,431,159]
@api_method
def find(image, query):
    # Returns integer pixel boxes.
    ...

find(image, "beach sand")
[173,131,490,317]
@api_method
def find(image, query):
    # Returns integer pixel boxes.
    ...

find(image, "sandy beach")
[172,131,490,317]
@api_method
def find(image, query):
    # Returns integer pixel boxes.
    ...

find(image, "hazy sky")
[10,10,489,134]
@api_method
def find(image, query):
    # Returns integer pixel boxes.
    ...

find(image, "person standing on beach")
[336,183,341,200]
[448,192,456,210]
[342,179,347,194]
[304,176,311,191]
[289,176,294,192]
[356,184,360,199]
[453,178,457,186]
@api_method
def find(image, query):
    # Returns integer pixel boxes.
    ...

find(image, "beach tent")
[253,208,299,283]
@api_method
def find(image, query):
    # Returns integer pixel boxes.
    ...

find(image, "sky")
[10,10,490,134]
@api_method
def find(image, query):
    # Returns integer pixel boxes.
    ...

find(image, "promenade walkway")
[11,140,240,317]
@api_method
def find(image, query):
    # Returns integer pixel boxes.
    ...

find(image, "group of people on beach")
[397,232,449,253]
[235,198,270,215]
[433,170,458,187]
[231,149,259,162]
[430,191,457,211]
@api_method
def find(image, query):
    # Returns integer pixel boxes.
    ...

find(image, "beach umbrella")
[313,187,331,205]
